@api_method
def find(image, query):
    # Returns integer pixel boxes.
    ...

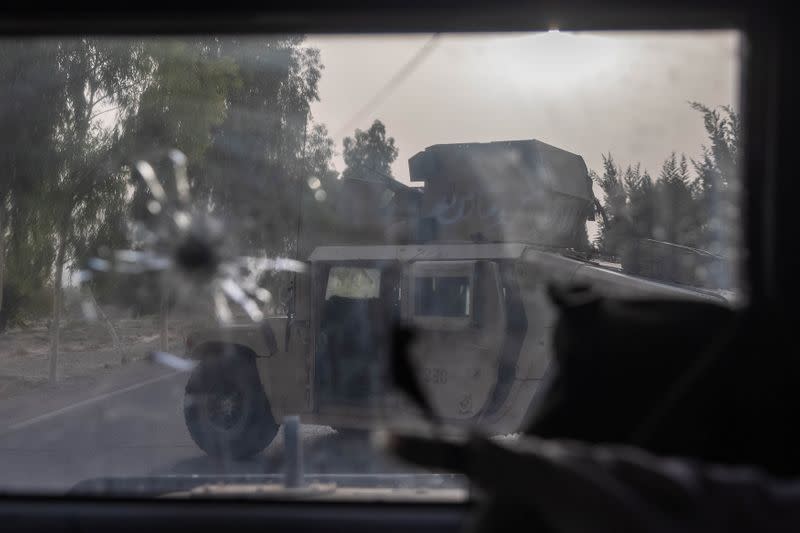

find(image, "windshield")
[326,267,381,300]
[0,31,742,498]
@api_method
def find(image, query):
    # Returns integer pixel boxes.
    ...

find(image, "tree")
[592,154,631,256]
[2,36,341,335]
[690,102,739,191]
[114,40,244,346]
[654,152,697,246]
[305,123,339,186]
[43,39,150,382]
[594,151,698,257]
[623,163,655,241]
[124,40,240,166]
[297,122,341,257]
[0,42,64,331]
[592,103,741,264]
[341,119,398,182]
[689,102,740,251]
[198,37,324,259]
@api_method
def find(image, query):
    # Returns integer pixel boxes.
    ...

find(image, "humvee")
[182,140,727,459]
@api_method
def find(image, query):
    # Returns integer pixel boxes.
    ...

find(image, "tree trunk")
[0,205,6,315]
[87,287,125,364]
[159,290,168,352]
[2,169,13,316]
[49,227,68,384]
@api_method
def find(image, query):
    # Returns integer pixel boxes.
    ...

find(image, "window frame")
[0,1,788,525]
[410,261,476,330]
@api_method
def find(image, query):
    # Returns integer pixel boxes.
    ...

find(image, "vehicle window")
[414,276,471,317]
[0,30,743,499]
[325,267,381,300]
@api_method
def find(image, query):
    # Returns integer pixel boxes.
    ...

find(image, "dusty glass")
[0,30,742,498]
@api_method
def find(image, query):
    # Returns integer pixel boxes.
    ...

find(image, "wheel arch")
[182,343,279,459]
[190,341,259,360]
[185,343,266,396]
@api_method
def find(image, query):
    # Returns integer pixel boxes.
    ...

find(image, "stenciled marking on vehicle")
[422,367,448,385]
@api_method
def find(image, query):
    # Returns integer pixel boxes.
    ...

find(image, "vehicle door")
[406,260,506,420]
[313,261,401,409]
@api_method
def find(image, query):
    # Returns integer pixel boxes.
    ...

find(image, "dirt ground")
[0,314,191,400]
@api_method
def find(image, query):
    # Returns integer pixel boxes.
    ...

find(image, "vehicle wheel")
[183,352,278,460]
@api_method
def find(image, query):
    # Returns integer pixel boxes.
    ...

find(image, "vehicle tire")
[183,352,279,460]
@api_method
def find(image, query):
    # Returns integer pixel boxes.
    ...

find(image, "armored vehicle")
[182,140,726,459]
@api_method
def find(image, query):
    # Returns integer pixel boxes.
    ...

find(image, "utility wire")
[334,33,441,140]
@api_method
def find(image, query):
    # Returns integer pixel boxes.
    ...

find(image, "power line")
[334,33,441,140]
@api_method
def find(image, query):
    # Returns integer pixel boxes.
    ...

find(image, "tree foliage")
[342,119,398,181]
[593,103,740,261]
[0,37,335,331]
[593,154,629,256]
[0,42,64,328]
[196,38,325,257]
[0,39,149,332]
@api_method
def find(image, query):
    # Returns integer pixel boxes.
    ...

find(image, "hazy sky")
[306,31,740,183]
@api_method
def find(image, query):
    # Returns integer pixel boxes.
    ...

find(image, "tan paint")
[409,260,506,420]
[186,243,727,434]
[187,317,310,419]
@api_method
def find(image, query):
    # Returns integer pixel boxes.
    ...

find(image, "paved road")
[0,360,406,494]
